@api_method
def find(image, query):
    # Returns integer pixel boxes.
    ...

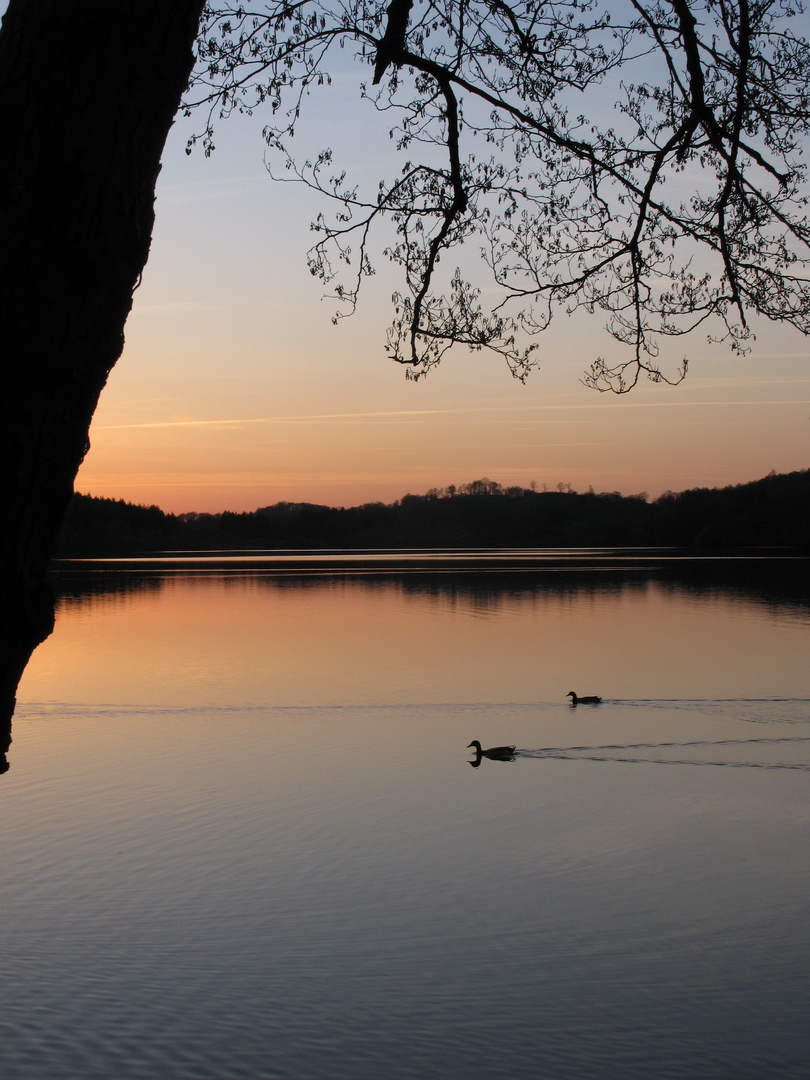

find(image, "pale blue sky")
[77,88,809,511]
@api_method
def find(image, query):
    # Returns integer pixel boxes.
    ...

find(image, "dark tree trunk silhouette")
[0,0,206,765]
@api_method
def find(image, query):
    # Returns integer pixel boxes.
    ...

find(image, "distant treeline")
[55,470,810,556]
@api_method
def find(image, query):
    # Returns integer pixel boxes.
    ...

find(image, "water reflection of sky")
[4,558,810,1078]
[21,556,810,707]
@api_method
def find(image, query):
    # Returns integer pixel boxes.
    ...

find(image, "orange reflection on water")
[17,569,810,709]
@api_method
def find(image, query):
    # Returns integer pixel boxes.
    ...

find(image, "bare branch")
[187,0,810,390]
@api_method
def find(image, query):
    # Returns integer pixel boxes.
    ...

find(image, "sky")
[72,24,810,514]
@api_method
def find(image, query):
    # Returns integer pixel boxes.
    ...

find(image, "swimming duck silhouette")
[566,691,602,705]
[467,740,517,760]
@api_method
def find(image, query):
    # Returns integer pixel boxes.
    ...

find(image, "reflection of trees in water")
[654,560,810,621]
[55,571,166,612]
[48,557,810,619]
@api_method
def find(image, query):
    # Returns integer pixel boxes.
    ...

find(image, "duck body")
[467,740,516,759]
[567,691,602,705]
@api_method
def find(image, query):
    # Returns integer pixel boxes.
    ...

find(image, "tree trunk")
[0,0,206,764]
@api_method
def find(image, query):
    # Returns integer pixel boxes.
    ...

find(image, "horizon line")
[72,465,806,516]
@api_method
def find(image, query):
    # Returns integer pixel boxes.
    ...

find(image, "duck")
[567,691,602,705]
[467,740,517,759]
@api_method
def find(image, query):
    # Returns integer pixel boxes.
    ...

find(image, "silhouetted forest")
[55,470,810,556]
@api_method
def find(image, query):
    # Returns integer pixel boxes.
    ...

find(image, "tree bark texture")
[0,0,206,758]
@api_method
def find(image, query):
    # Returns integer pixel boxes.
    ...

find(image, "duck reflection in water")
[468,740,517,767]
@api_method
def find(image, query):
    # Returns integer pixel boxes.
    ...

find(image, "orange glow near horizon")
[72,107,810,516]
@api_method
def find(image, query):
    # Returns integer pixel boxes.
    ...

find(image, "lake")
[2,551,809,1079]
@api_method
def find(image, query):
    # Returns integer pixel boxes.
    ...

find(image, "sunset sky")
[75,42,810,514]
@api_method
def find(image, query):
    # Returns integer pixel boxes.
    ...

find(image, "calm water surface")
[2,553,809,1078]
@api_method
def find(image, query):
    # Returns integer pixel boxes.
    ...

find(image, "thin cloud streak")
[352,441,615,451]
[97,409,459,430]
[97,398,810,431]
[134,301,219,313]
